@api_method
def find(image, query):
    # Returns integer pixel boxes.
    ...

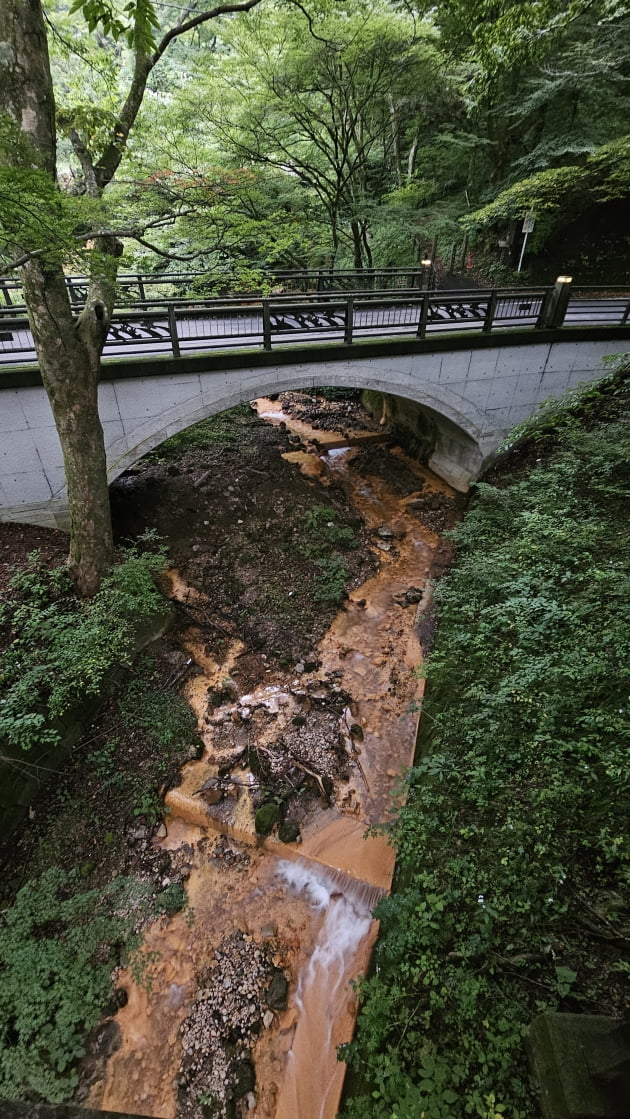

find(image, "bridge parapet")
[1,328,626,530]
[1,282,629,368]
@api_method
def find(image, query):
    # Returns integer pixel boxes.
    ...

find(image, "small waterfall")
[274,859,383,1119]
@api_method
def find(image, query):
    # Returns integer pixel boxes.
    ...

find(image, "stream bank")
[0,390,463,1119]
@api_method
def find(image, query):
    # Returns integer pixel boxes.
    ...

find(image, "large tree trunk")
[1,0,114,594]
[20,260,114,594]
[2,0,262,591]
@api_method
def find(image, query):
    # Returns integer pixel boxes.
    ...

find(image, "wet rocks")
[210,835,250,869]
[277,819,301,844]
[405,491,458,533]
[278,390,368,432]
[177,931,282,1119]
[194,777,227,806]
[265,969,288,1011]
[393,586,424,607]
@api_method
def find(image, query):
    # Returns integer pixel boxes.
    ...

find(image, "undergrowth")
[297,504,357,604]
[0,533,168,754]
[341,370,630,1119]
[144,403,254,462]
[0,868,153,1103]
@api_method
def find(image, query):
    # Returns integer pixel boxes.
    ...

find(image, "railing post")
[416,293,430,339]
[344,297,354,344]
[137,274,146,301]
[483,290,498,333]
[448,241,457,274]
[621,298,630,326]
[167,304,181,357]
[262,299,272,350]
[540,275,573,329]
[421,259,432,292]
[535,288,554,329]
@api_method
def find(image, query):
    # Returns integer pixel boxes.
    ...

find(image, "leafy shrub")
[312,556,349,604]
[297,505,357,605]
[342,377,630,1118]
[0,534,168,753]
[0,867,151,1103]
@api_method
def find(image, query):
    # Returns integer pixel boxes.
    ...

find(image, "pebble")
[178,931,277,1111]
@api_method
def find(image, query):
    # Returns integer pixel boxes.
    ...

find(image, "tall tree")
[0,0,261,594]
[194,1,437,268]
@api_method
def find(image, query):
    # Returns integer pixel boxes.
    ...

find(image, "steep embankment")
[341,368,630,1119]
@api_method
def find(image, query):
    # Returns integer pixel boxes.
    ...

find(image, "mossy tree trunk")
[1,0,262,593]
[0,0,114,594]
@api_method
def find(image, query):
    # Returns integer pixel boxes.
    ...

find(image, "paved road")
[0,294,628,367]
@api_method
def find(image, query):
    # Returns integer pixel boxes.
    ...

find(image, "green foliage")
[342,376,630,1117]
[0,867,151,1103]
[0,534,168,753]
[0,167,102,272]
[465,135,630,238]
[145,406,252,462]
[300,505,357,554]
[255,801,281,836]
[68,0,159,53]
[298,504,358,604]
[312,556,349,606]
[83,658,196,828]
[154,881,187,916]
[499,363,629,450]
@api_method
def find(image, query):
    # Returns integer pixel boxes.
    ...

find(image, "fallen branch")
[287,753,328,800]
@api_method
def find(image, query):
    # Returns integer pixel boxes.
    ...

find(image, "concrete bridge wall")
[0,334,622,529]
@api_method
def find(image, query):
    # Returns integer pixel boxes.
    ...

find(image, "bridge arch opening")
[104,371,486,496]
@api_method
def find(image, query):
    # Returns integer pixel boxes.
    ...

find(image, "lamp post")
[421,258,433,291]
[546,275,573,329]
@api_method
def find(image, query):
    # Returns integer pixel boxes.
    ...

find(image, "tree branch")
[153,0,263,66]
[91,0,264,193]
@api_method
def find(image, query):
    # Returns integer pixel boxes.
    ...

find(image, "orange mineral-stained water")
[90,400,456,1119]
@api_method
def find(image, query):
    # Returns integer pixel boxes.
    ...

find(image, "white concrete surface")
[0,338,623,528]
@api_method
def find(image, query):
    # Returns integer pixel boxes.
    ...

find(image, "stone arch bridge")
[0,329,627,529]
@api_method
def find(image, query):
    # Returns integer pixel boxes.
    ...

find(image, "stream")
[88,396,456,1119]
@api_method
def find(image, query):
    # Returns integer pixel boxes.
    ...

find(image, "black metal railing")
[1,284,628,368]
[0,266,439,311]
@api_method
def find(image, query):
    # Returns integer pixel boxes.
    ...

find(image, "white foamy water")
[274,860,381,1119]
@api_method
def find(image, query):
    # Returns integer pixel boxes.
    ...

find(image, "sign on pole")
[517,212,536,271]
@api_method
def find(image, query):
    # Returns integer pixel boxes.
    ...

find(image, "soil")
[110,402,378,669]
[0,390,460,1119]
[0,521,68,596]
[0,396,385,891]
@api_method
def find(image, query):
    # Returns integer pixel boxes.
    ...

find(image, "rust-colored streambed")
[89,399,455,1119]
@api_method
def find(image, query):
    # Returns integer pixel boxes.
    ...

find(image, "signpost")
[517,211,536,272]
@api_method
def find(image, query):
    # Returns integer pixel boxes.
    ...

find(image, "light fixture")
[556,275,573,283]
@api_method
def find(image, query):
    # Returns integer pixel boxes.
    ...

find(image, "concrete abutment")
[0,334,621,527]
